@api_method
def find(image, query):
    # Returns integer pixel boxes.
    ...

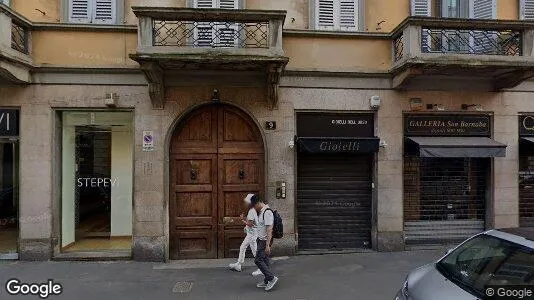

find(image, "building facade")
[0,0,534,261]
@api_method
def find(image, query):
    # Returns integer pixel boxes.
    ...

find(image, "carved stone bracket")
[140,61,164,109]
[266,62,285,110]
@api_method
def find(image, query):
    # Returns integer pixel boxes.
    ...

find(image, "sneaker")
[252,269,262,276]
[229,263,242,272]
[256,282,268,288]
[265,276,279,291]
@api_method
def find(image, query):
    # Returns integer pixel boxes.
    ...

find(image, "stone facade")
[0,75,531,260]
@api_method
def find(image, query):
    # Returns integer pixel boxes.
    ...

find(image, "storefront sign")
[142,130,154,151]
[404,114,491,136]
[297,137,379,154]
[0,109,19,136]
[519,115,534,136]
[297,113,374,137]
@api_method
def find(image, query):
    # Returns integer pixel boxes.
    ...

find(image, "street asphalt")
[0,250,444,300]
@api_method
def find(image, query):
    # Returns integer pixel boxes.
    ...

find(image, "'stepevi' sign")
[404,114,491,136]
[0,109,19,136]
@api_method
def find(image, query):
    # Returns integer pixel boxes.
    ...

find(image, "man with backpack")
[250,194,280,291]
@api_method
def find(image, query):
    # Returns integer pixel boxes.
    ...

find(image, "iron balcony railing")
[133,7,286,54]
[11,21,29,54]
[153,20,269,48]
[0,4,31,56]
[392,17,533,62]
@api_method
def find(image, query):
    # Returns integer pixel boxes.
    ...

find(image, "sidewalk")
[0,250,443,300]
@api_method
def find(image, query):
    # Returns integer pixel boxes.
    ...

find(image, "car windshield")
[436,234,534,297]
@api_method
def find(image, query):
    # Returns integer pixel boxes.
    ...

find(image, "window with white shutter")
[93,0,116,24]
[68,0,117,24]
[520,0,534,20]
[315,0,359,31]
[469,0,496,19]
[194,0,240,47]
[469,0,497,54]
[411,0,431,16]
[69,0,92,23]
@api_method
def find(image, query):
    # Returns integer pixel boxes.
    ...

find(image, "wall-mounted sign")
[142,130,154,151]
[265,121,276,130]
[519,115,534,136]
[404,114,491,137]
[0,109,19,137]
[297,137,380,154]
[297,113,374,137]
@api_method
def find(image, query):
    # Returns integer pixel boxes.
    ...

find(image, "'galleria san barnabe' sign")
[404,114,490,136]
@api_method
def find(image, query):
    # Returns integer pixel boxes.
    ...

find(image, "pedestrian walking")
[250,195,279,291]
[229,193,262,276]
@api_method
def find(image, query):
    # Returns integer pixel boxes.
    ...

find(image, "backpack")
[263,208,283,239]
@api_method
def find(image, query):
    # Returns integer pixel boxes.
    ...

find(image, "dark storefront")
[0,109,19,259]
[519,114,534,227]
[296,113,379,252]
[403,114,505,249]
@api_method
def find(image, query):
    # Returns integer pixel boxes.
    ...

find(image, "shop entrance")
[61,112,133,253]
[519,115,534,227]
[295,112,379,252]
[0,141,18,258]
[169,104,264,259]
[403,114,505,249]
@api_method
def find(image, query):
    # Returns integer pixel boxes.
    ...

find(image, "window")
[194,0,240,47]
[315,0,359,31]
[411,0,496,18]
[1,0,10,6]
[521,0,534,20]
[68,0,117,24]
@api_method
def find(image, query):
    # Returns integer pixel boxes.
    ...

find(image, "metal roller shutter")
[519,156,534,227]
[404,157,487,249]
[297,153,372,251]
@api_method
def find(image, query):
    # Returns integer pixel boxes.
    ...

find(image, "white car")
[395,228,534,300]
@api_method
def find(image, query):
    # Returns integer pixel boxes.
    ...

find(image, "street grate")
[172,281,193,293]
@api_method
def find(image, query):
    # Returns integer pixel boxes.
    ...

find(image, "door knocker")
[238,169,246,180]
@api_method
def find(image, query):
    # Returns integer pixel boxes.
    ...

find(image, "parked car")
[395,228,534,300]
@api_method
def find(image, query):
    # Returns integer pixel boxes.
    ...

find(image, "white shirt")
[245,208,258,236]
[257,205,274,240]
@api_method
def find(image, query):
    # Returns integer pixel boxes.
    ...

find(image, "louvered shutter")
[411,0,431,16]
[69,0,92,23]
[194,0,216,47]
[216,0,239,46]
[412,0,432,52]
[92,0,116,24]
[470,0,496,19]
[339,0,358,31]
[317,0,335,30]
[218,0,238,9]
[470,0,496,54]
[520,0,534,20]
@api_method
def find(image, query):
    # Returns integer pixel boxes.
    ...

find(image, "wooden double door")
[170,104,264,259]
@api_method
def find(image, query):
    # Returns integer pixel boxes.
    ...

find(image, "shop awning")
[521,137,534,144]
[297,137,380,154]
[406,136,506,158]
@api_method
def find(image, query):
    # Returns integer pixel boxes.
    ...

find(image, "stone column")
[19,104,53,260]
[132,112,166,261]
[492,113,519,228]
[376,91,404,251]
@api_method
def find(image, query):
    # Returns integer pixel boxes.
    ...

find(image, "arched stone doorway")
[169,103,265,259]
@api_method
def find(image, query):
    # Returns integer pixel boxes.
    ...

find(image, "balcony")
[0,4,32,84]
[391,17,534,91]
[130,7,288,109]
